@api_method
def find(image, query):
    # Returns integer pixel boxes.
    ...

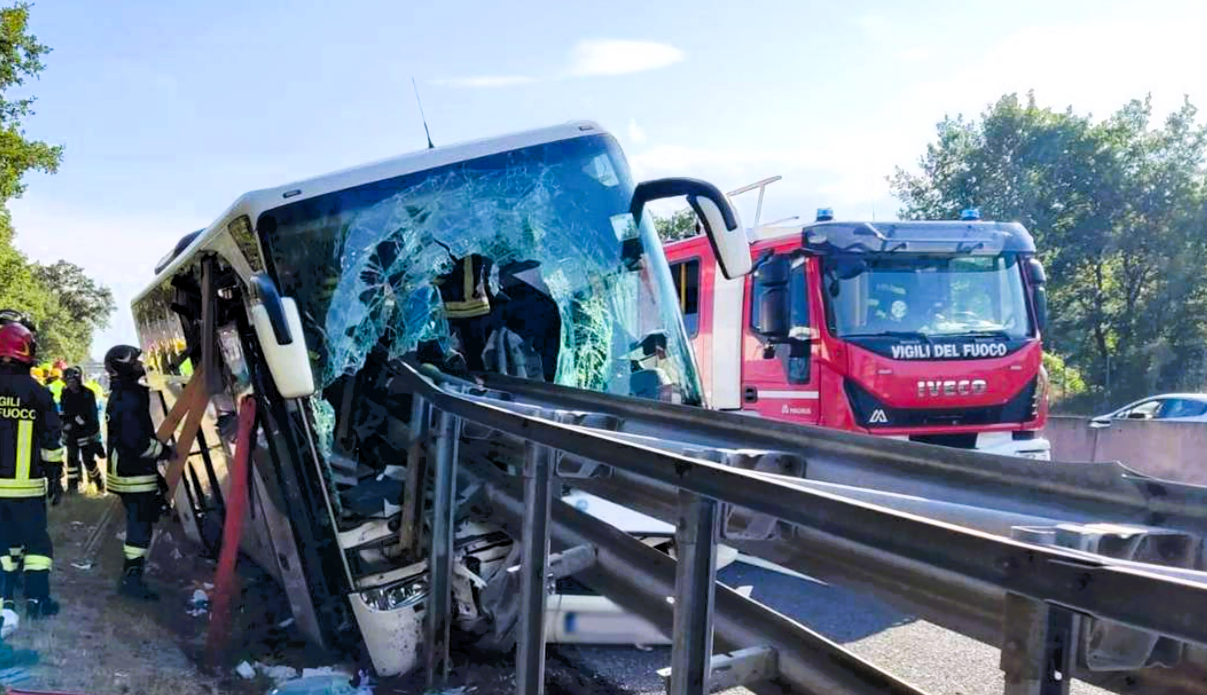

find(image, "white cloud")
[433,75,537,89]
[438,39,684,89]
[627,118,647,144]
[566,39,684,77]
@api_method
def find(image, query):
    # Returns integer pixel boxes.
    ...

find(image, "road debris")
[186,588,210,617]
[267,673,364,695]
[0,665,34,685]
[236,661,256,680]
[0,608,18,639]
[70,561,93,571]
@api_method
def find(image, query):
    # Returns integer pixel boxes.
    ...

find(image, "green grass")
[3,493,225,694]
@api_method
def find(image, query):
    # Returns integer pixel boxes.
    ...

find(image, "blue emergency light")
[816,208,834,222]
[960,208,981,221]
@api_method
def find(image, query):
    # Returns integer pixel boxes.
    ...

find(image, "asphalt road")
[557,561,1112,695]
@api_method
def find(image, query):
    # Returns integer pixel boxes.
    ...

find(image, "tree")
[0,3,112,362]
[32,261,116,361]
[654,208,700,241]
[891,92,1207,409]
[0,3,62,199]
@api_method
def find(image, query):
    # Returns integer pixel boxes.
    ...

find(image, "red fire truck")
[664,208,1052,459]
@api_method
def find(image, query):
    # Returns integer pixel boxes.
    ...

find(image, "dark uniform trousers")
[65,435,102,490]
[61,386,103,491]
[0,372,64,605]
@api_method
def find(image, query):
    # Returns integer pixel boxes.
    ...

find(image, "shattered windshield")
[824,254,1031,339]
[258,133,703,412]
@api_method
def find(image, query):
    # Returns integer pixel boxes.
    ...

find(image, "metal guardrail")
[391,363,1207,695]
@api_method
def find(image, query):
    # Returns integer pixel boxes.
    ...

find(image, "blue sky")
[8,0,1207,357]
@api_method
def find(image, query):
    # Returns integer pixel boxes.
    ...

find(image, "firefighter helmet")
[0,323,36,366]
[104,345,145,380]
[0,309,36,334]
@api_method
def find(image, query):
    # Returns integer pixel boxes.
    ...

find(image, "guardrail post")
[1001,593,1075,695]
[670,490,719,695]
[516,440,555,695]
[399,396,431,559]
[426,409,460,690]
[1002,529,1076,695]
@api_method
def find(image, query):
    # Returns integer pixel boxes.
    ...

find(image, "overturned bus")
[130,122,751,675]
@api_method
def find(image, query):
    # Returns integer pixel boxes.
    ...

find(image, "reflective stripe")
[15,420,32,480]
[0,479,47,497]
[444,299,492,318]
[9,548,22,557]
[23,555,50,572]
[41,446,65,463]
[457,256,475,301]
[107,474,158,493]
[443,257,491,318]
[123,544,148,559]
[140,440,163,459]
[756,390,821,400]
[0,556,14,572]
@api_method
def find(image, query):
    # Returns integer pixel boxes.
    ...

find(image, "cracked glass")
[258,132,703,460]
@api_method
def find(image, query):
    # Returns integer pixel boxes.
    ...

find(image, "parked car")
[1089,393,1207,428]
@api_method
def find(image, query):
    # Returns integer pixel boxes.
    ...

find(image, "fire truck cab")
[664,212,1052,459]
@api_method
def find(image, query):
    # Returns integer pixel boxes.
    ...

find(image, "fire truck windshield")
[825,254,1031,340]
[258,133,704,408]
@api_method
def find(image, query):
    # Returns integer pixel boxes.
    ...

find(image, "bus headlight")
[361,575,428,612]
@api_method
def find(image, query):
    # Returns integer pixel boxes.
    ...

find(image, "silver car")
[1090,393,1207,428]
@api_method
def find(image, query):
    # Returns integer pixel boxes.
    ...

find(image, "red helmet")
[0,323,36,365]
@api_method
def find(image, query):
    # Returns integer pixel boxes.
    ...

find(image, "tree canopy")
[891,92,1207,411]
[0,3,112,363]
[653,208,700,242]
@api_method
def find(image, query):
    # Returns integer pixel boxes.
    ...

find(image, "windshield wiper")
[962,329,1013,339]
[844,330,933,344]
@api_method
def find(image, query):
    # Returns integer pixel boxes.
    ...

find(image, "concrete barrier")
[1045,415,1207,484]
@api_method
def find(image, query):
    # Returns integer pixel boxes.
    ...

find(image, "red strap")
[203,394,257,665]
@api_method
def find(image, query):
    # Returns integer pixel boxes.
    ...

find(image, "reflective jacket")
[0,370,64,498]
[105,381,163,494]
[47,379,63,405]
[436,255,493,319]
[60,385,101,444]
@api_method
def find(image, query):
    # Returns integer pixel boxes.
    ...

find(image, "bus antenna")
[412,77,435,149]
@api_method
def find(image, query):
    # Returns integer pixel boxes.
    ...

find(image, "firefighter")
[45,367,64,406]
[0,322,64,619]
[0,310,46,608]
[431,254,496,373]
[60,366,103,494]
[104,345,172,601]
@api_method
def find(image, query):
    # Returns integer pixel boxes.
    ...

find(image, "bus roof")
[136,120,609,304]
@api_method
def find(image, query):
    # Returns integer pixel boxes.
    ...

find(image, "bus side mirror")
[250,273,316,399]
[631,178,751,279]
[1026,258,1048,332]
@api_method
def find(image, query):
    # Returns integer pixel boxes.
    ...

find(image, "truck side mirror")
[632,178,751,279]
[249,273,316,399]
[754,255,791,340]
[1026,257,1048,332]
